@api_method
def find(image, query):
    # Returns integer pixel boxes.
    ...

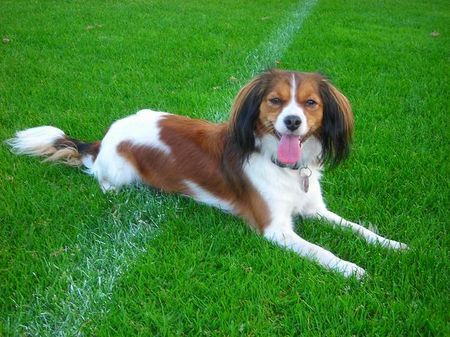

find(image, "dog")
[7,69,408,278]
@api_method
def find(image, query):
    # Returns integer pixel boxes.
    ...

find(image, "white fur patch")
[81,155,94,170]
[6,126,65,156]
[103,109,170,154]
[184,180,233,213]
[244,142,321,219]
[90,110,170,191]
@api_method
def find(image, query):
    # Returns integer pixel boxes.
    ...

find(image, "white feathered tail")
[6,126,99,167]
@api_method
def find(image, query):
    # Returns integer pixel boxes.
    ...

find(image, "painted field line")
[244,0,317,76]
[13,1,317,335]
[211,0,318,122]
[12,189,170,336]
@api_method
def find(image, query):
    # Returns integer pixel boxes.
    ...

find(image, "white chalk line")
[211,0,318,122]
[11,189,172,336]
[11,1,318,335]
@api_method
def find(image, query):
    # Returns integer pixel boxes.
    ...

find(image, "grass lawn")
[1,0,449,336]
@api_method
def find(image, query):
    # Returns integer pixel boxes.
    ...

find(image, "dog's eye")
[305,99,317,107]
[269,97,282,106]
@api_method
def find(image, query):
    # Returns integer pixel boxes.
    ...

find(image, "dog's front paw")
[332,260,366,279]
[381,238,409,250]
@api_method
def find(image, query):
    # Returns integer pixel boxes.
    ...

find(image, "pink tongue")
[277,135,301,164]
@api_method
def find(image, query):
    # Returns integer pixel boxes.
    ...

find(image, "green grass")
[1,0,449,336]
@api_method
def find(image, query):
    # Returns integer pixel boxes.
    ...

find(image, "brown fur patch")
[49,138,101,166]
[44,146,82,166]
[117,114,270,232]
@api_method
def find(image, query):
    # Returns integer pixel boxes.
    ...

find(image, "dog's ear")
[228,74,267,161]
[319,78,354,166]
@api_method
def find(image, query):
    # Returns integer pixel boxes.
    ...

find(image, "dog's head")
[229,69,353,166]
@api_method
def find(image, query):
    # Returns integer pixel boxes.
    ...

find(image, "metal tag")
[299,167,312,193]
[302,176,310,193]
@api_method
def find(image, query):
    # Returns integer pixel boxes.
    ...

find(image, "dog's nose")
[284,115,301,131]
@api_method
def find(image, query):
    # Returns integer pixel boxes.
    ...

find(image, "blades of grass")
[9,189,169,336]
[5,1,318,335]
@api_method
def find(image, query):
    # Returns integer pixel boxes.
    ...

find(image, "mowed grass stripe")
[9,1,317,335]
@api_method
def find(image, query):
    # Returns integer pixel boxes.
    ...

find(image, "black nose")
[284,115,301,131]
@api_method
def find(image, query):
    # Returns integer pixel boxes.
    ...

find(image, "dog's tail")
[6,126,100,168]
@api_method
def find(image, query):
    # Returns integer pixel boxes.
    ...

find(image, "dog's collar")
[271,157,301,170]
[270,157,311,174]
[271,157,311,174]
[271,157,312,192]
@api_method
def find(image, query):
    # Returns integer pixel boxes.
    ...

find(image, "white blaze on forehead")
[291,74,297,104]
[274,74,308,136]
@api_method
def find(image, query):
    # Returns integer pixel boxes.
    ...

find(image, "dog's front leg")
[263,221,366,278]
[316,209,408,250]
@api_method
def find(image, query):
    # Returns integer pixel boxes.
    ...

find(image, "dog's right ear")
[228,74,268,162]
[222,73,269,194]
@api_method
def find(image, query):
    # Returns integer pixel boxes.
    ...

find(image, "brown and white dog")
[7,69,407,278]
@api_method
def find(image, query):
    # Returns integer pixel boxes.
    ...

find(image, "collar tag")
[299,167,312,193]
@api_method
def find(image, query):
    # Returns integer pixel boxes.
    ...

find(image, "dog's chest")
[244,154,311,215]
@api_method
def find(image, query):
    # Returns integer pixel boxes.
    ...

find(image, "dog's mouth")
[273,130,303,165]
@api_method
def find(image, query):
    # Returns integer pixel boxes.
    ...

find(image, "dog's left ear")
[319,79,354,166]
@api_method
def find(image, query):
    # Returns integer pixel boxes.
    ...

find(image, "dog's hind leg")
[316,209,408,250]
